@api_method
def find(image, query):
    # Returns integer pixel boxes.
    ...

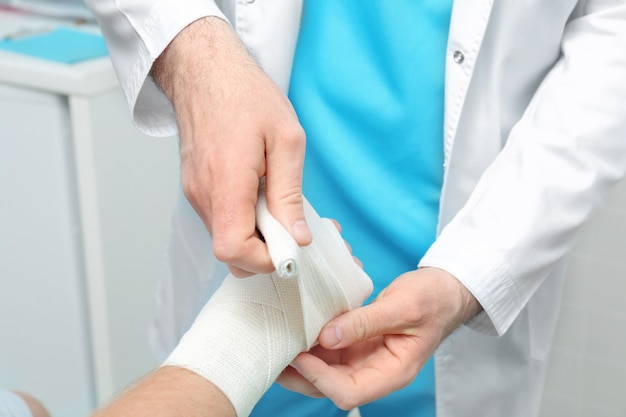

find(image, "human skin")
[91,367,235,417]
[14,392,50,417]
[151,16,312,278]
[90,270,479,415]
[151,15,481,410]
[279,267,482,409]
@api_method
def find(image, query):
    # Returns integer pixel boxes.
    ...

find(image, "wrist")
[419,267,482,333]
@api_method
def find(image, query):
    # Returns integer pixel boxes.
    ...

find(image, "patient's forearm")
[92,366,235,417]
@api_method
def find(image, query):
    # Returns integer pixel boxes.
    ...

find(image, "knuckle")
[212,237,242,264]
[181,173,211,207]
[275,121,306,150]
[303,372,319,386]
[352,313,373,341]
[265,181,305,219]
[274,183,304,207]
[350,304,395,341]
[335,394,360,411]
[181,176,199,201]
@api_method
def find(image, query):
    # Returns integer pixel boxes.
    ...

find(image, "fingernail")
[292,220,312,244]
[321,325,343,347]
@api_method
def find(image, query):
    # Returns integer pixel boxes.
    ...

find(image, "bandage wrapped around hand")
[162,180,373,417]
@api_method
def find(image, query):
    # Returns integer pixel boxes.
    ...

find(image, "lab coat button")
[453,50,465,64]
[245,0,255,3]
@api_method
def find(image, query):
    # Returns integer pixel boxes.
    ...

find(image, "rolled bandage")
[255,178,299,278]
[163,179,373,417]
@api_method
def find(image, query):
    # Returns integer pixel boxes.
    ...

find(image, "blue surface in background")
[0,27,107,63]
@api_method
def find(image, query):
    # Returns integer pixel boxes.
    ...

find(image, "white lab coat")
[85,1,626,416]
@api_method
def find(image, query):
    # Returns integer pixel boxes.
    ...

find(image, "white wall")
[0,33,179,414]
[540,177,626,416]
[85,89,181,396]
[0,82,97,417]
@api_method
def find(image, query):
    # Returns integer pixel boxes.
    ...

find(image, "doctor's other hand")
[152,16,311,278]
[279,267,482,409]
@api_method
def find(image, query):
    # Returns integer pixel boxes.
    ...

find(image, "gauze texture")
[163,182,373,417]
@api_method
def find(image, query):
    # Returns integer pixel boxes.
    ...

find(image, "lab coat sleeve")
[84,0,229,137]
[420,1,626,336]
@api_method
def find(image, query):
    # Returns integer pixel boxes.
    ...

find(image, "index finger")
[290,352,393,411]
[210,169,273,276]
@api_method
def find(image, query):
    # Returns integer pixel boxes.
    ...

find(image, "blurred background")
[0,2,624,417]
[0,2,180,416]
[0,0,93,19]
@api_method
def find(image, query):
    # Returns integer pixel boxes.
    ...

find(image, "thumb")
[319,302,394,349]
[265,136,311,246]
[265,179,311,246]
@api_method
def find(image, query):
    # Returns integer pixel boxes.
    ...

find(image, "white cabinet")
[0,10,180,417]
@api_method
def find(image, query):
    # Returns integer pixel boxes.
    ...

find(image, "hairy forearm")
[92,366,235,417]
[146,11,309,277]
[151,16,256,111]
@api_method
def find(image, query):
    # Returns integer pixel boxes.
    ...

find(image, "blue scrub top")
[252,1,453,416]
[291,1,450,299]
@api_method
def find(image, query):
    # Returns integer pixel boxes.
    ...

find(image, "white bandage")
[255,178,299,279]
[163,182,373,417]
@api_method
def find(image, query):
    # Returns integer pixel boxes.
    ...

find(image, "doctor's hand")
[278,267,482,409]
[152,16,311,277]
